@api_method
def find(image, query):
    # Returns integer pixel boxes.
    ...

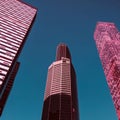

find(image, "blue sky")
[1,0,120,120]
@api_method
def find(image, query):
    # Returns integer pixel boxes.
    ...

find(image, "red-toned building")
[94,22,120,120]
[41,44,79,120]
[0,0,37,116]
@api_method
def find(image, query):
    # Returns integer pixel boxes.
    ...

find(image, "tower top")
[56,43,71,61]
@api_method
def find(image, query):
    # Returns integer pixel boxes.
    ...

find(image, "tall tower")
[0,0,37,116]
[94,22,120,120]
[41,43,79,120]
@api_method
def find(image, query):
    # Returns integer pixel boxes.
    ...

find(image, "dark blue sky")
[1,0,120,120]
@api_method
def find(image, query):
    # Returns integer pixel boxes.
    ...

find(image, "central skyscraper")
[41,43,79,120]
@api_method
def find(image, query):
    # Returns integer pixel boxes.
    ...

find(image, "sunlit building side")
[0,0,37,116]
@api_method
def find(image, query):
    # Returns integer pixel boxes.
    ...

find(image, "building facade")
[41,44,79,120]
[0,0,37,115]
[94,22,120,120]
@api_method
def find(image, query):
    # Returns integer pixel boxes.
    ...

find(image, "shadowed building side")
[71,64,79,120]
[0,62,20,115]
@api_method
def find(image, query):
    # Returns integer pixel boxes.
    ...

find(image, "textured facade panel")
[42,44,79,120]
[94,22,120,120]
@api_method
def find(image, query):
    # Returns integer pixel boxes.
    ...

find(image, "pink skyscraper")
[0,0,37,116]
[41,43,79,120]
[94,22,120,120]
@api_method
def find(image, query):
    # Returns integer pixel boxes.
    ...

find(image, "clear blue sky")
[1,0,120,120]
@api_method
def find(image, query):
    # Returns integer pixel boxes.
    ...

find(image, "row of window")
[0,25,25,38]
[0,39,19,51]
[0,9,34,27]
[0,0,36,21]
[0,16,27,33]
[0,37,20,48]
[0,42,19,54]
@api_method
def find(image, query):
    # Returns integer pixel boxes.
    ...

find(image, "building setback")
[0,0,37,116]
[41,43,79,120]
[94,22,120,120]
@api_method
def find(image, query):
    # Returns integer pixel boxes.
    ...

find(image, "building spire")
[56,43,71,61]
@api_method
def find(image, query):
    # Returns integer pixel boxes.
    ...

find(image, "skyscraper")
[0,0,37,115]
[41,43,79,120]
[94,22,120,120]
